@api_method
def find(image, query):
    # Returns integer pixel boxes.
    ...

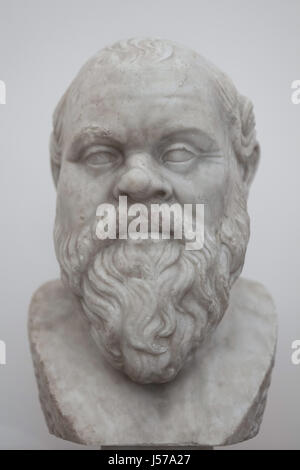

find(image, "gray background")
[0,0,299,450]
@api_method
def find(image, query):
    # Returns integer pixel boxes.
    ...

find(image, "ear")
[50,132,61,188]
[237,95,260,193]
[241,141,260,191]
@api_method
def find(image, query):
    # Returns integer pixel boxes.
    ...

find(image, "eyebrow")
[158,127,220,149]
[66,126,125,158]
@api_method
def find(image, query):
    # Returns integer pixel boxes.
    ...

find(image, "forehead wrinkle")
[64,75,228,155]
[158,126,221,147]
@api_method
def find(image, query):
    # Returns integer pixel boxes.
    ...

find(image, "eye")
[84,146,121,167]
[162,144,198,164]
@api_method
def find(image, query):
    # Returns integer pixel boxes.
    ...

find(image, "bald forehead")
[71,50,220,98]
[67,58,221,119]
[59,49,232,152]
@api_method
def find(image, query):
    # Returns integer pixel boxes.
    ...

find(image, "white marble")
[29,277,276,446]
[28,38,277,447]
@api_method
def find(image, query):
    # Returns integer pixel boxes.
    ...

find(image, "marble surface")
[28,277,277,447]
[28,38,277,447]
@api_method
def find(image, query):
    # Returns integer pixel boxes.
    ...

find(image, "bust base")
[28,277,277,447]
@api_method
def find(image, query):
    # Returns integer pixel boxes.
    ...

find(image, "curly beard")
[53,181,249,384]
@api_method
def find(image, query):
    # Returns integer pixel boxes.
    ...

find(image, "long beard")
[54,182,249,383]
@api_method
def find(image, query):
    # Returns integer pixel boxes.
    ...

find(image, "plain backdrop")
[0,0,299,450]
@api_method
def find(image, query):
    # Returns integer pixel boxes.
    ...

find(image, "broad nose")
[113,154,172,202]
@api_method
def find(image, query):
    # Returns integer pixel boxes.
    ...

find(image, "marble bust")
[28,38,277,448]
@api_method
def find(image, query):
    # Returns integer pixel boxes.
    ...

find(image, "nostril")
[156,190,167,199]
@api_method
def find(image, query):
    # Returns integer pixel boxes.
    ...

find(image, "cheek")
[170,162,230,231]
[56,162,113,231]
[202,168,230,230]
